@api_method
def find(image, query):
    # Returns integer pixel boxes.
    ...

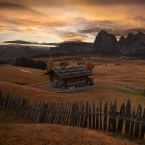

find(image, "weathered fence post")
[134,105,142,138]
[63,102,69,125]
[58,102,64,124]
[70,103,75,126]
[130,109,135,136]
[50,102,57,124]
[143,89,145,96]
[80,103,84,127]
[96,106,99,130]
[100,99,102,130]
[109,100,117,132]
[117,103,125,132]
[108,101,112,131]
[125,99,131,134]
[54,102,61,124]
[4,94,9,108]
[15,96,22,114]
[39,103,48,123]
[140,108,145,139]
[0,89,2,105]
[48,101,54,123]
[104,101,108,131]
[25,100,33,120]
[43,101,50,123]
[19,98,26,117]
[92,102,95,129]
[68,103,73,126]
[89,105,91,128]
[73,102,78,126]
[77,102,82,126]
[66,103,72,125]
[30,100,40,121]
[83,101,88,128]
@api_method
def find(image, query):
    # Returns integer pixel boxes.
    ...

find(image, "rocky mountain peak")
[119,31,145,54]
[119,36,126,43]
[94,30,118,55]
[138,31,145,41]
[138,31,144,35]
[93,30,145,56]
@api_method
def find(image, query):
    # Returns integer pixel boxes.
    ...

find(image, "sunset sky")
[0,0,145,44]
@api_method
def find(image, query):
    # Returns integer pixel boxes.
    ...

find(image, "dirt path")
[37,83,94,93]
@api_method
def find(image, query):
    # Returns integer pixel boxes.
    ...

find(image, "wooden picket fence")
[0,89,145,139]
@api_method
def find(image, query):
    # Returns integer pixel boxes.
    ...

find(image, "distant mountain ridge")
[93,30,145,56]
[118,31,145,55]
[0,45,49,59]
[93,30,119,55]
[1,30,145,59]
[49,42,93,54]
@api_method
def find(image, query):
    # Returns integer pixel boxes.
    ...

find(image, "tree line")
[0,59,13,65]
[0,60,7,64]
[13,56,94,72]
[13,57,46,70]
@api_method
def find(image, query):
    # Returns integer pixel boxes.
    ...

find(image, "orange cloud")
[2,0,145,6]
[0,1,145,43]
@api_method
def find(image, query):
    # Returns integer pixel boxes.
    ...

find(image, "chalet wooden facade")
[44,66,93,89]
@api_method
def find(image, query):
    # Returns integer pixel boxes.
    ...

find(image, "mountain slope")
[93,30,145,56]
[94,30,119,55]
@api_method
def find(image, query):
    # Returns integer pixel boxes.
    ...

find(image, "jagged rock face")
[94,30,145,56]
[94,30,118,55]
[119,32,145,54]
[119,36,126,45]
[138,31,145,40]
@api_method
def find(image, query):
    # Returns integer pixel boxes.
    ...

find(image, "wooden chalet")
[44,66,93,89]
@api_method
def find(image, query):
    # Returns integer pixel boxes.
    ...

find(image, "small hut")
[44,66,93,89]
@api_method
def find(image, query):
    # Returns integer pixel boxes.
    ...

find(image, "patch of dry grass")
[0,60,145,144]
[0,65,47,84]
[0,80,144,109]
[90,58,145,88]
[0,107,31,124]
[0,62,145,110]
[0,124,139,145]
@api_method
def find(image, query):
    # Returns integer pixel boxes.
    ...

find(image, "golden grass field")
[0,57,145,145]
[0,124,141,145]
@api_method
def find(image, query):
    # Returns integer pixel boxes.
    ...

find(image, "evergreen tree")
[13,57,46,70]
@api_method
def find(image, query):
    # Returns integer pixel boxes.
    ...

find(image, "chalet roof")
[44,66,92,79]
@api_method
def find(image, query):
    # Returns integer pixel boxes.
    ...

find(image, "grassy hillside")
[0,80,145,109]
[34,56,145,87]
[0,124,140,145]
[0,65,47,84]
[0,107,32,124]
[0,59,145,144]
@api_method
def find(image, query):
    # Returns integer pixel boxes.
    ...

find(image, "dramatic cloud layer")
[2,0,145,6]
[0,1,145,43]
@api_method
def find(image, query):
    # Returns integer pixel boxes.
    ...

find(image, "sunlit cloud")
[58,32,90,42]
[0,1,145,43]
[2,0,145,6]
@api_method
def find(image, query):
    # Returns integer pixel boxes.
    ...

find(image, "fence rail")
[0,89,145,139]
[107,82,145,94]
